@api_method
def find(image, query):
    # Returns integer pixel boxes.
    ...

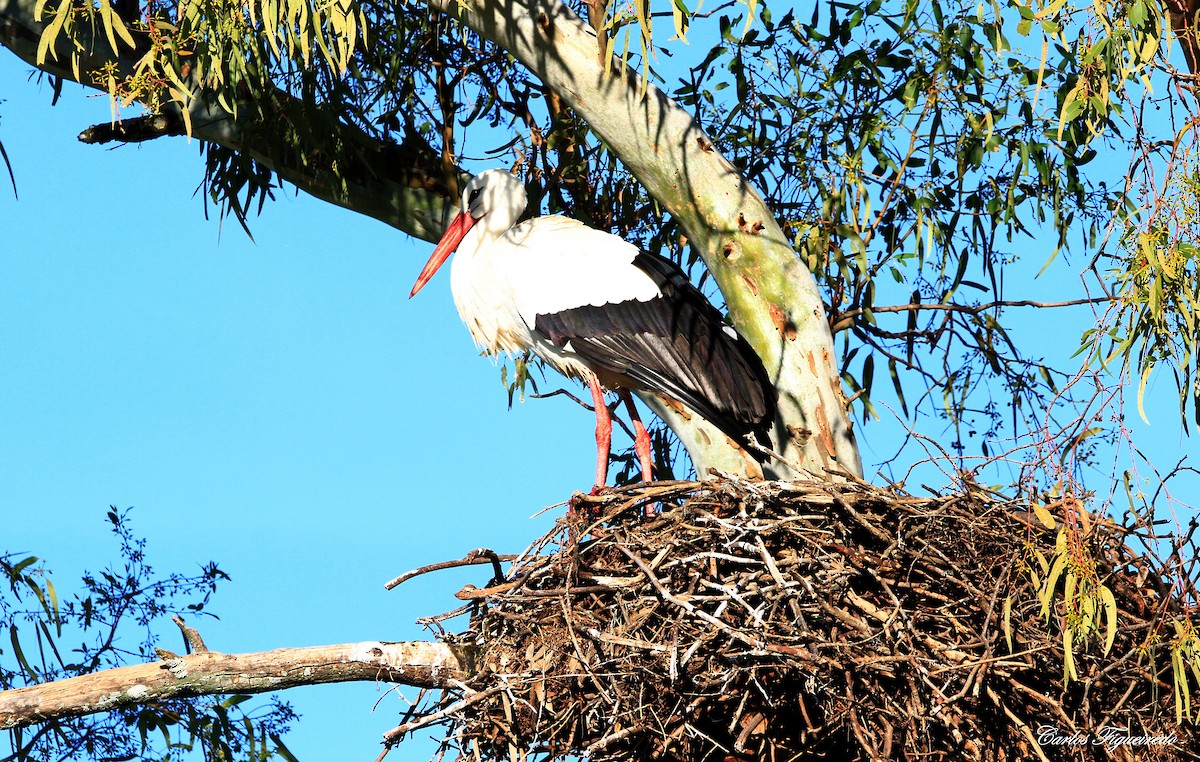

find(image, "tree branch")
[829,297,1117,333]
[0,0,460,243]
[0,640,469,730]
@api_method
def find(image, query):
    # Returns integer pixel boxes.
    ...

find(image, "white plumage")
[410,169,775,488]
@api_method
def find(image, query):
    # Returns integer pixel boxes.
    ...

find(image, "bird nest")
[391,477,1199,761]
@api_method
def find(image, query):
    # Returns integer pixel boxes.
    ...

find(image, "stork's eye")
[468,187,483,205]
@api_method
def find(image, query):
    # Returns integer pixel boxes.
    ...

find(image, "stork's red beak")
[409,212,477,298]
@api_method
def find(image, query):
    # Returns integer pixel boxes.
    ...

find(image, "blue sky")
[2,37,1197,761]
[0,54,596,759]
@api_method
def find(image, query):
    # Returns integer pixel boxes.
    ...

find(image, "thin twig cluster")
[393,477,1197,761]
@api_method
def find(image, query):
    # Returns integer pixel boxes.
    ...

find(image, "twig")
[385,549,515,590]
[584,724,645,755]
[381,686,504,745]
[171,615,208,654]
[985,686,1051,762]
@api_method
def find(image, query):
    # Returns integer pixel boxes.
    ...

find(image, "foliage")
[1020,505,1120,685]
[1169,617,1200,723]
[1,509,297,762]
[20,0,1199,484]
[4,0,1200,752]
[1087,148,1200,430]
[676,0,1134,470]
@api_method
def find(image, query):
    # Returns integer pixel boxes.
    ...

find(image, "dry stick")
[985,685,1052,762]
[828,489,892,544]
[925,644,1054,677]
[378,685,427,725]
[497,682,523,762]
[561,633,619,710]
[615,545,760,649]
[1095,677,1141,730]
[575,482,696,537]
[171,615,209,653]
[486,584,617,600]
[698,579,767,628]
[381,685,505,745]
[581,627,670,653]
[844,672,882,759]
[559,598,619,707]
[584,724,646,755]
[416,603,474,627]
[754,535,791,588]
[797,576,874,637]
[1007,677,1078,729]
[614,545,825,664]
[385,549,515,590]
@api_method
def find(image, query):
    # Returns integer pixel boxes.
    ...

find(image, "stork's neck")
[455,215,510,263]
[456,191,526,262]
[447,197,531,356]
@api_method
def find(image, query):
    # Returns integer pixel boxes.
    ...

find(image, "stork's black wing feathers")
[534,253,776,449]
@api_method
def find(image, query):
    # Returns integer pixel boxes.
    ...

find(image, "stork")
[409,169,776,487]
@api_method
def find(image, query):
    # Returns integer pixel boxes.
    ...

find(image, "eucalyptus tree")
[2,0,1199,758]
[2,0,1196,478]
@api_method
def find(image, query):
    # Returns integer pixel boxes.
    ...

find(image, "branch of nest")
[391,476,1197,762]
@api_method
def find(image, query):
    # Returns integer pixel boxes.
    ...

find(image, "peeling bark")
[0,641,469,730]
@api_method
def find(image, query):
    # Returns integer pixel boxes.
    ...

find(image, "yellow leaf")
[1003,595,1014,653]
[1064,627,1077,683]
[1174,647,1189,723]
[37,0,72,65]
[1137,362,1153,424]
[1100,585,1117,655]
[743,0,757,37]
[1033,547,1049,576]
[1032,502,1057,529]
[671,1,689,43]
[1041,553,1068,620]
[169,88,194,137]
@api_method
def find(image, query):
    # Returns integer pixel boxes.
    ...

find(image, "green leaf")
[36,0,72,65]
[1040,549,1068,620]
[1063,627,1077,683]
[272,734,301,762]
[888,357,909,417]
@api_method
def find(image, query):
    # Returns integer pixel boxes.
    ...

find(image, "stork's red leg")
[588,375,612,488]
[619,390,653,484]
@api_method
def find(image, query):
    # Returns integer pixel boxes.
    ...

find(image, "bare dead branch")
[385,549,515,590]
[0,641,468,730]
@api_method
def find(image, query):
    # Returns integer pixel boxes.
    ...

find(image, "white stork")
[409,169,775,487]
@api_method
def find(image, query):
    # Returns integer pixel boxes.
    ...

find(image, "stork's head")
[409,170,527,298]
